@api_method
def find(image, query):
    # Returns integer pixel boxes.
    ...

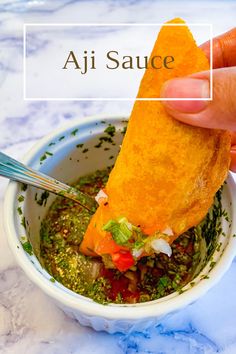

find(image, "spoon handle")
[0,152,97,213]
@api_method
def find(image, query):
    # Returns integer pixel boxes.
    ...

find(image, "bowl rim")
[4,114,236,320]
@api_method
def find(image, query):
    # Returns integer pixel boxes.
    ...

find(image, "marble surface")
[0,0,236,353]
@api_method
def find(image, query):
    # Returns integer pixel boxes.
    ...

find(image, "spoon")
[0,152,97,213]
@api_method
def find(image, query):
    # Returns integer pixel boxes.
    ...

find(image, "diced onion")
[162,226,174,236]
[151,238,172,257]
[91,262,102,279]
[132,248,144,258]
[95,189,108,204]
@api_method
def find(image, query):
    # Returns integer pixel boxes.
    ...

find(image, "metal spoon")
[0,152,97,213]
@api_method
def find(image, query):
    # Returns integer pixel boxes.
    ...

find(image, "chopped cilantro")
[21,184,28,191]
[121,126,127,135]
[201,274,210,280]
[71,129,79,136]
[21,241,33,255]
[36,191,50,206]
[94,142,102,148]
[104,125,116,137]
[17,207,23,215]
[76,143,84,148]
[159,276,170,287]
[18,195,24,202]
[40,154,47,162]
[133,240,144,250]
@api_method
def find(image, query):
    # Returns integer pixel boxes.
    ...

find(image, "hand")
[161,28,236,172]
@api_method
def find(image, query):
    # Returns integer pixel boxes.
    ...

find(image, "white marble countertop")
[1,1,236,353]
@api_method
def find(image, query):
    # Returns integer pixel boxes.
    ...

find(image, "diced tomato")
[111,251,135,272]
[100,266,140,302]
[123,291,140,303]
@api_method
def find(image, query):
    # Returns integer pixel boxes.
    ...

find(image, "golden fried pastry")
[80,18,231,271]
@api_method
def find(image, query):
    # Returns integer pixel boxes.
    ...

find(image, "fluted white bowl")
[4,115,236,334]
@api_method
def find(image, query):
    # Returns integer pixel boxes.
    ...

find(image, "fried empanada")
[80,18,231,271]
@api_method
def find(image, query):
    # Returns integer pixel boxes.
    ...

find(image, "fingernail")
[230,146,236,172]
[161,78,210,113]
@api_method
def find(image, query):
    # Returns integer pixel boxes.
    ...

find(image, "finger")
[230,132,236,145]
[200,28,236,68]
[161,67,236,131]
[230,147,236,172]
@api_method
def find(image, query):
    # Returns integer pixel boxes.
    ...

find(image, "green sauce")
[40,168,222,304]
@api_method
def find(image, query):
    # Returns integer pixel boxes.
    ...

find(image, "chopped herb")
[76,143,84,148]
[133,240,144,250]
[21,217,26,229]
[36,191,50,206]
[40,154,47,162]
[50,277,56,283]
[18,195,24,202]
[94,142,102,148]
[48,142,56,146]
[82,148,89,154]
[201,275,210,280]
[99,136,113,144]
[121,126,127,135]
[21,241,33,255]
[210,261,216,269]
[159,276,170,287]
[104,125,116,137]
[39,151,53,163]
[216,242,222,252]
[71,129,79,136]
[21,184,28,191]
[17,207,23,215]
[58,136,65,141]
[109,156,114,160]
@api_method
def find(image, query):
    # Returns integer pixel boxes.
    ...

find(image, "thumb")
[161,67,236,131]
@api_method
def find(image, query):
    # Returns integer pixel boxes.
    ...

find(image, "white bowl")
[4,115,236,334]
